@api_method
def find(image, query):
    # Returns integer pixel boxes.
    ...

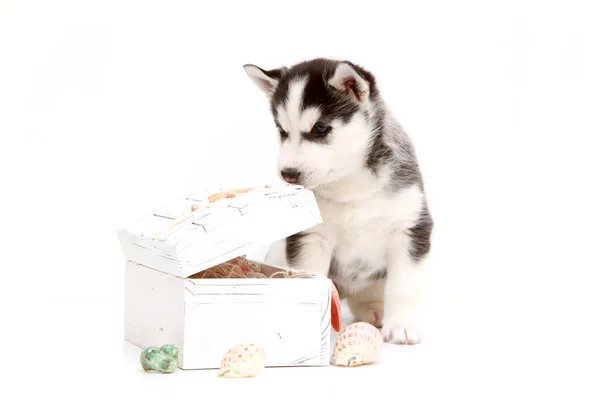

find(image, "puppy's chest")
[316,197,399,282]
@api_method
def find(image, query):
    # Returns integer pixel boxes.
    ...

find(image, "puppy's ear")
[244,64,285,98]
[327,62,370,103]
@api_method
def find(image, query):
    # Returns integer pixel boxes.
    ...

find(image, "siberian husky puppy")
[244,58,433,344]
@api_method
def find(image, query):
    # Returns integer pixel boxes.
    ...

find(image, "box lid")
[116,184,323,278]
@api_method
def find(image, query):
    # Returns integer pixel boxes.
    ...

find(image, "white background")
[1,1,599,399]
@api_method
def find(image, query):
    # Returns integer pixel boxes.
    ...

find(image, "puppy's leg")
[279,226,333,277]
[346,280,385,328]
[264,238,289,267]
[381,248,426,345]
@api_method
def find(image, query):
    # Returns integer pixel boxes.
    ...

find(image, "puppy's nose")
[281,168,301,183]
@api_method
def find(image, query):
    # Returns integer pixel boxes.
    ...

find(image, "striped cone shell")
[331,322,383,367]
[218,343,266,378]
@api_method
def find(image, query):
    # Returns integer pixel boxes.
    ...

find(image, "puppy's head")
[244,58,379,190]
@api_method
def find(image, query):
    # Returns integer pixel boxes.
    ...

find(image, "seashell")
[140,345,179,373]
[159,344,180,360]
[218,343,266,378]
[166,204,205,230]
[208,187,253,203]
[331,322,383,367]
[209,191,237,203]
[331,283,342,333]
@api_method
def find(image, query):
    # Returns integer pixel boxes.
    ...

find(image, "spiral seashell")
[218,343,266,378]
[331,322,383,367]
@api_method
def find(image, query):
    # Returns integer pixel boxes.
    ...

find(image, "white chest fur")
[315,184,424,291]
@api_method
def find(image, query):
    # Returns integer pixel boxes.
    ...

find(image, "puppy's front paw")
[382,315,421,345]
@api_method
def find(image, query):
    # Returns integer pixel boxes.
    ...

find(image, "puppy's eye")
[312,124,331,135]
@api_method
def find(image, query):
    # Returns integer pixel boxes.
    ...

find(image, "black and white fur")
[244,58,433,345]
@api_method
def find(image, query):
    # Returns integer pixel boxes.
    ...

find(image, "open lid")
[116,184,323,278]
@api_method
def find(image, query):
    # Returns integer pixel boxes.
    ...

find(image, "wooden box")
[117,184,333,369]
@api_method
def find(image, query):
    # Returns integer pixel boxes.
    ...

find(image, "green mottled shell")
[160,344,180,359]
[140,346,178,373]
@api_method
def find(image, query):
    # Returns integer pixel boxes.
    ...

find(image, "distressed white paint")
[119,184,332,370]
[124,259,186,352]
[117,184,323,278]
[124,260,332,370]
